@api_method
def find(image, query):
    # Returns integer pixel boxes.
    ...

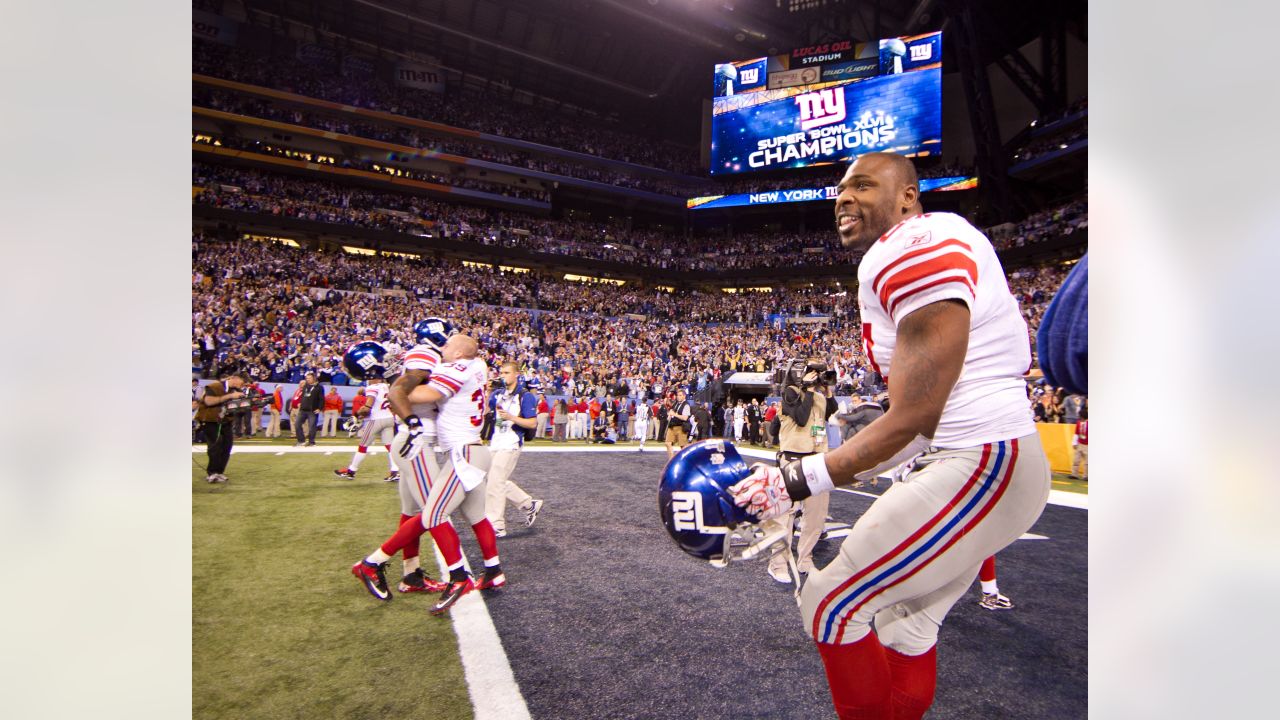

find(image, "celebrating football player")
[352,334,504,615]
[728,152,1050,720]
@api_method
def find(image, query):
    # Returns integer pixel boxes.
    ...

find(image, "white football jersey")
[402,343,442,434]
[857,212,1035,448]
[636,403,650,423]
[366,382,394,420]
[427,356,489,451]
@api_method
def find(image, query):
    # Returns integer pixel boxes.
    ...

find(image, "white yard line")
[430,552,531,720]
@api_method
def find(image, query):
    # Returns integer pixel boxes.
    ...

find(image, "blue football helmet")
[658,439,757,563]
[343,341,391,381]
[413,317,454,351]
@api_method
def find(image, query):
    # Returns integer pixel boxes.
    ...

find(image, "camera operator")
[195,371,249,483]
[762,358,838,584]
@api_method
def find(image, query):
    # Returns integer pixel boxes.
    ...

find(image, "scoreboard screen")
[710,32,942,176]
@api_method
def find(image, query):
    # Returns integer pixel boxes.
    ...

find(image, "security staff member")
[764,359,837,583]
[196,371,249,483]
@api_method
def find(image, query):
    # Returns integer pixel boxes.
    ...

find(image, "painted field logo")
[910,44,933,62]
[796,88,847,131]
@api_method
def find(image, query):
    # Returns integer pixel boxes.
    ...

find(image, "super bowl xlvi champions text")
[748,118,897,170]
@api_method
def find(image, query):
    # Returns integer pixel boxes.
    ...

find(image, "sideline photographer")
[195,371,253,483]
[762,358,838,583]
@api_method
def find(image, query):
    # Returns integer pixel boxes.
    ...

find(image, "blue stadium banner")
[711,67,942,174]
[687,175,976,210]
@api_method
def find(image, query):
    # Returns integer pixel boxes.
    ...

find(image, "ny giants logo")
[909,44,933,62]
[796,88,847,132]
[740,67,760,84]
[671,491,726,534]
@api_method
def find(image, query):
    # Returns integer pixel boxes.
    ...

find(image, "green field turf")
[192,454,473,720]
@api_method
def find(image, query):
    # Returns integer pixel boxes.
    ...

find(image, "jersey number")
[469,388,484,427]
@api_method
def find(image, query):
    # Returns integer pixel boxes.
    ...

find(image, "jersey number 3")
[469,388,484,427]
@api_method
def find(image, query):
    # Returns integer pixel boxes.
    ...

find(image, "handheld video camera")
[219,387,272,418]
[772,359,837,394]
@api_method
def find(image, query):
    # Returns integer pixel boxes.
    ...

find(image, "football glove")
[399,415,429,459]
[729,461,805,522]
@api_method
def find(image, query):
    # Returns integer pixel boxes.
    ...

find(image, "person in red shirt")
[536,394,550,440]
[1071,407,1088,480]
[267,385,284,438]
[763,401,778,448]
[322,386,344,438]
[589,397,602,426]
[289,385,303,438]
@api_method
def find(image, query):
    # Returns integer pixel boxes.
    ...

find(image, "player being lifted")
[728,153,1050,719]
[352,334,504,615]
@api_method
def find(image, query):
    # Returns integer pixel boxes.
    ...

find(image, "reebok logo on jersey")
[906,231,934,248]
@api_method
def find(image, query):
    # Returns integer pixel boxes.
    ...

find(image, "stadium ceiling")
[241,0,1084,135]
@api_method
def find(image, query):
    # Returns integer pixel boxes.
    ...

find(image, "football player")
[728,153,1050,720]
[339,339,446,595]
[333,373,398,482]
[353,335,504,615]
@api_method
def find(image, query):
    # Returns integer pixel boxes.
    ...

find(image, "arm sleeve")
[1036,253,1089,395]
[870,231,979,325]
[427,369,464,399]
[520,393,538,418]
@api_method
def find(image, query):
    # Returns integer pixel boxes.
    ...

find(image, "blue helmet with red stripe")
[343,341,391,381]
[658,439,756,562]
[414,317,455,351]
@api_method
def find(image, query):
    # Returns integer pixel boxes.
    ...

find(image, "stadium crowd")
[193,234,1074,411]
[989,198,1088,250]
[194,133,553,202]
[194,88,710,198]
[194,164,872,270]
[193,38,702,176]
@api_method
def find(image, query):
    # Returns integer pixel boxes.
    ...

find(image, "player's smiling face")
[834,157,896,249]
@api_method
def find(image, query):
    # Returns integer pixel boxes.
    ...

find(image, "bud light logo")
[796,88,847,131]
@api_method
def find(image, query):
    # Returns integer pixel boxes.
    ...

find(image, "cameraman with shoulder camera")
[762,358,838,584]
[195,371,249,483]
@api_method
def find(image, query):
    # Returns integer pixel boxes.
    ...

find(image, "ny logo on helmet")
[356,354,379,370]
[671,491,728,535]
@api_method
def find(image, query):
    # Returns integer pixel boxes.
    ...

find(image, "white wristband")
[799,454,836,497]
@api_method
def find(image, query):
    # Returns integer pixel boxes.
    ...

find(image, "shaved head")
[443,334,479,361]
[858,152,919,190]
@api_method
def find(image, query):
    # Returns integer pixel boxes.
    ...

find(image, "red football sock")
[980,556,997,583]
[472,518,499,562]
[816,633,893,719]
[379,513,427,556]
[428,522,463,568]
[885,646,937,720]
[358,445,368,453]
[399,514,420,560]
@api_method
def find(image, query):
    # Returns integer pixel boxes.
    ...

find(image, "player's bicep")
[886,299,970,437]
[408,384,446,404]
